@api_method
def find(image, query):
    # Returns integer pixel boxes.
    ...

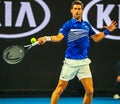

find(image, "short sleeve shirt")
[59,18,96,59]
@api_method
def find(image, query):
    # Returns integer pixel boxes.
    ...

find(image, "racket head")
[2,45,25,64]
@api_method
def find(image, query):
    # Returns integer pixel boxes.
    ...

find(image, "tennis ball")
[30,37,37,43]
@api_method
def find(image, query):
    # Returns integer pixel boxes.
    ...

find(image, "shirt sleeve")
[58,22,70,36]
[85,22,96,36]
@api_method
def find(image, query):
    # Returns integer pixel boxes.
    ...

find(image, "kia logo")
[0,0,51,39]
[83,0,120,40]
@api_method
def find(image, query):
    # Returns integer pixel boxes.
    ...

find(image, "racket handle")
[31,41,39,46]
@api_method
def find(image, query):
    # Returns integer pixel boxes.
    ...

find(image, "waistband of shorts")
[64,58,91,66]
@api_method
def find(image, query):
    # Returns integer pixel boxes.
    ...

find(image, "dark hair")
[71,0,84,9]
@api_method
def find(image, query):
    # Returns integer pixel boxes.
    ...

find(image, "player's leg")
[50,79,68,104]
[77,64,93,104]
[81,78,94,104]
[50,58,78,104]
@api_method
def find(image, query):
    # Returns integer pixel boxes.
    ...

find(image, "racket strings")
[8,47,22,58]
[3,42,38,64]
[3,46,25,64]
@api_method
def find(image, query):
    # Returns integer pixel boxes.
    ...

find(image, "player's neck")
[73,17,82,22]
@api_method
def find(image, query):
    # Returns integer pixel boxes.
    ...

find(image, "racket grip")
[32,41,39,46]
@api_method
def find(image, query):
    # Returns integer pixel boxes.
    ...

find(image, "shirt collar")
[71,18,83,23]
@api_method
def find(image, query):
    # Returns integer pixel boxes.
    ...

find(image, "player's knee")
[57,87,65,96]
[53,86,65,96]
[85,88,94,97]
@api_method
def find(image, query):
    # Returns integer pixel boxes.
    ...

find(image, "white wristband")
[45,36,51,42]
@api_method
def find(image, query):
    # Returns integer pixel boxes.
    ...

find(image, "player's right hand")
[37,37,46,45]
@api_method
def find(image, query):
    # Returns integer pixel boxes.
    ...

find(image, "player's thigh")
[56,80,68,89]
[80,78,94,92]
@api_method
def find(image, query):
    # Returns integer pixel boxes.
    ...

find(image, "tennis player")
[38,0,117,104]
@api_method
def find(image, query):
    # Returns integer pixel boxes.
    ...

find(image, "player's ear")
[70,9,73,13]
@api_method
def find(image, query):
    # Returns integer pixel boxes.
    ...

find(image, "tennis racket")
[2,41,39,64]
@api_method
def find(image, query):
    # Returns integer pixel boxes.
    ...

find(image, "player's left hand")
[104,20,117,32]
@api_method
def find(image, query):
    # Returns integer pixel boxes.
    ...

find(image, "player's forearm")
[50,35,62,42]
[92,32,105,42]
[37,34,64,44]
[43,35,62,42]
[49,33,64,42]
[91,29,110,42]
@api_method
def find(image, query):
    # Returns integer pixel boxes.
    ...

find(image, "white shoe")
[113,94,120,99]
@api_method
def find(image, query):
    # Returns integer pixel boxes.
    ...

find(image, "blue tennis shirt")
[59,18,96,59]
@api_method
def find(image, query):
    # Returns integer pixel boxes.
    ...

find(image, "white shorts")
[59,58,92,81]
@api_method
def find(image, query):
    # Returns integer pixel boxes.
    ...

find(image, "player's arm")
[90,32,106,42]
[37,33,64,45]
[90,20,117,42]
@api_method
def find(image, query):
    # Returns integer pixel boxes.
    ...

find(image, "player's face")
[71,4,83,20]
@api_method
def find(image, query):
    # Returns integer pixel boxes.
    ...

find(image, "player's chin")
[74,15,81,20]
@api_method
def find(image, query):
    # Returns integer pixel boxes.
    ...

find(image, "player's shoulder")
[82,20,93,27]
[64,19,73,25]
[62,19,73,28]
[82,20,90,25]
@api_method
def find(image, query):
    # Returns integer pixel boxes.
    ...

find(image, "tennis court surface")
[0,97,120,104]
